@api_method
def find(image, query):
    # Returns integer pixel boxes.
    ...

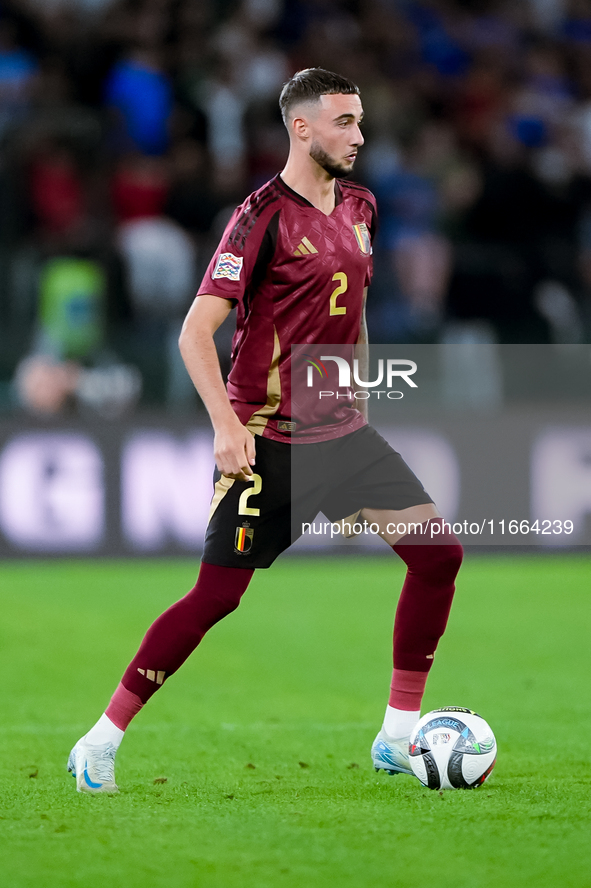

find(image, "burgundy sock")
[388,668,428,711]
[391,518,463,682]
[105,562,253,729]
[106,683,143,731]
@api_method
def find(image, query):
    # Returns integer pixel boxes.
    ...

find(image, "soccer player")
[68,68,462,793]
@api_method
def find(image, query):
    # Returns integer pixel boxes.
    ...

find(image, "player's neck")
[280,159,336,215]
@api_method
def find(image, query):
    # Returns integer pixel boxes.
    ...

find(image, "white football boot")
[371,728,413,776]
[67,737,119,793]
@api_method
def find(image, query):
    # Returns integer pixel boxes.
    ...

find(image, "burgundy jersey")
[197,173,377,442]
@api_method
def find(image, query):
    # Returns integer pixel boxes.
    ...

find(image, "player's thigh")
[361,503,440,545]
[320,426,434,525]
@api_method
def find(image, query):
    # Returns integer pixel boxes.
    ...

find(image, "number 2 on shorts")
[238,473,262,516]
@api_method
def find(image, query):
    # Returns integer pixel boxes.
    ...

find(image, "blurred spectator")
[112,152,197,409]
[117,217,195,322]
[366,121,471,340]
[164,138,224,261]
[529,0,566,33]
[452,59,506,149]
[37,256,105,358]
[111,152,169,222]
[446,111,588,343]
[200,57,248,194]
[0,18,38,139]
[105,47,173,156]
[14,255,141,417]
[407,1,471,79]
[28,140,88,240]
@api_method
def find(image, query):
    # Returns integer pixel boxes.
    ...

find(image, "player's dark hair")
[279,68,360,124]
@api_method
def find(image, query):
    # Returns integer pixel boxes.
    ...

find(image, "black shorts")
[202,425,433,569]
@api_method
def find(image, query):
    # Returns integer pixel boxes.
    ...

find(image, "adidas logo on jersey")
[293,237,318,256]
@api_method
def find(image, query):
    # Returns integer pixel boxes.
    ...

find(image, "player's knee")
[425,539,463,581]
[180,580,246,634]
[401,538,463,582]
[443,539,463,578]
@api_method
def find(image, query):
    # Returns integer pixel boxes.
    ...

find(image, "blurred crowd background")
[1,0,591,417]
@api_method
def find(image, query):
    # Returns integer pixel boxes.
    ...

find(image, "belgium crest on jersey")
[235,523,254,554]
[352,222,371,255]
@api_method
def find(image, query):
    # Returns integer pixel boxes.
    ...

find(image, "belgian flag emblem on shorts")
[235,524,254,554]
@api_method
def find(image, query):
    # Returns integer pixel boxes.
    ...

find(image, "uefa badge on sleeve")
[235,524,254,554]
[213,252,243,281]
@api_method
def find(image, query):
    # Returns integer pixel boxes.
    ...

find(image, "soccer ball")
[409,707,497,790]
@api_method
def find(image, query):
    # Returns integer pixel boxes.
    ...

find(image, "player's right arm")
[179,294,255,482]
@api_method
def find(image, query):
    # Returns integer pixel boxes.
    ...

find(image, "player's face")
[308,93,364,178]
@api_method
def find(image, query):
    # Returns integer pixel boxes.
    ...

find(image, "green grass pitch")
[1,554,590,888]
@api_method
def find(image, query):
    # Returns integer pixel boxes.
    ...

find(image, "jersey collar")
[275,174,343,210]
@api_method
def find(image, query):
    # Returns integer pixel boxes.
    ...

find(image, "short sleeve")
[197,200,276,307]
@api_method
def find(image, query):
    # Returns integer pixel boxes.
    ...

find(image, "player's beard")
[309,140,354,178]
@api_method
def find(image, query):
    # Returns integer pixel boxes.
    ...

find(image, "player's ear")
[291,114,310,142]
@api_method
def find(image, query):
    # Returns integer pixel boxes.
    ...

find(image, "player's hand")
[213,418,256,482]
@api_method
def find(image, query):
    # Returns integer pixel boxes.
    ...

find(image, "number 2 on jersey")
[238,473,262,516]
[330,272,348,316]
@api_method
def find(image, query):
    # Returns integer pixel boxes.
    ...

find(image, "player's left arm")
[355,287,369,422]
